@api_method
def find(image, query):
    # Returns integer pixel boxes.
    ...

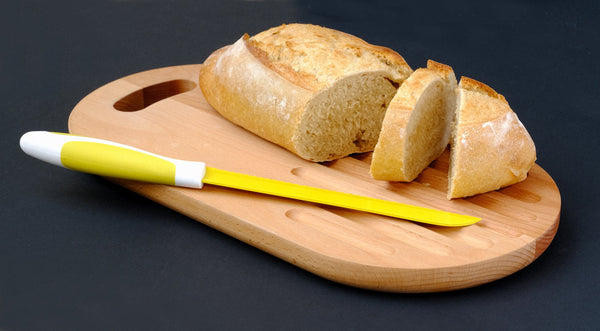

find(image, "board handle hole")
[113,79,196,112]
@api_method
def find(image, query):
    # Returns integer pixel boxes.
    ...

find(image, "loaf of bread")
[447,77,536,199]
[370,60,457,181]
[199,23,536,199]
[198,23,413,162]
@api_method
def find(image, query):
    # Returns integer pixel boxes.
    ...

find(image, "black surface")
[2,1,599,330]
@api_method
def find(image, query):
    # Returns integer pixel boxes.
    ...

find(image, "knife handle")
[20,131,206,188]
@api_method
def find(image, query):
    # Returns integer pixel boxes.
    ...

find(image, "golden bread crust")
[448,77,536,198]
[249,24,412,90]
[458,76,507,102]
[199,39,313,155]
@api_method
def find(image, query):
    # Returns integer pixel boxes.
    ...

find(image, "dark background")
[2,0,599,329]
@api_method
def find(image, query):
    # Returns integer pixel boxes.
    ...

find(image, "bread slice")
[199,23,413,162]
[370,60,457,181]
[447,77,536,199]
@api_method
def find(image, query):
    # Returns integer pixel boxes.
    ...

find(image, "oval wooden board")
[68,64,561,293]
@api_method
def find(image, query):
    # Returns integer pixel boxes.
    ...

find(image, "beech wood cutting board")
[68,64,561,292]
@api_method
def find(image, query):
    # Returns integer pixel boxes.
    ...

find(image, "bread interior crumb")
[294,72,397,161]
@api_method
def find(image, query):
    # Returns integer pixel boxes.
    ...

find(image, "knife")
[19,131,480,227]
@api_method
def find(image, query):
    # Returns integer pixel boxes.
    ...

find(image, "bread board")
[68,64,561,293]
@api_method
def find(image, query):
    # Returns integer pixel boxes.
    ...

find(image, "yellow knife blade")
[202,167,480,226]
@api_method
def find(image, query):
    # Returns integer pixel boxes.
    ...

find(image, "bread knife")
[19,131,480,227]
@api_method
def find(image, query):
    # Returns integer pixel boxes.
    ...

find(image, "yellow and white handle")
[19,131,206,188]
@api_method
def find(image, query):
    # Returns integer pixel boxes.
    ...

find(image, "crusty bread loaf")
[199,23,536,199]
[199,23,413,162]
[447,77,536,199]
[370,60,457,181]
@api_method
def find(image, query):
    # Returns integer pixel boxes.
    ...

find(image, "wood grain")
[68,64,561,292]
